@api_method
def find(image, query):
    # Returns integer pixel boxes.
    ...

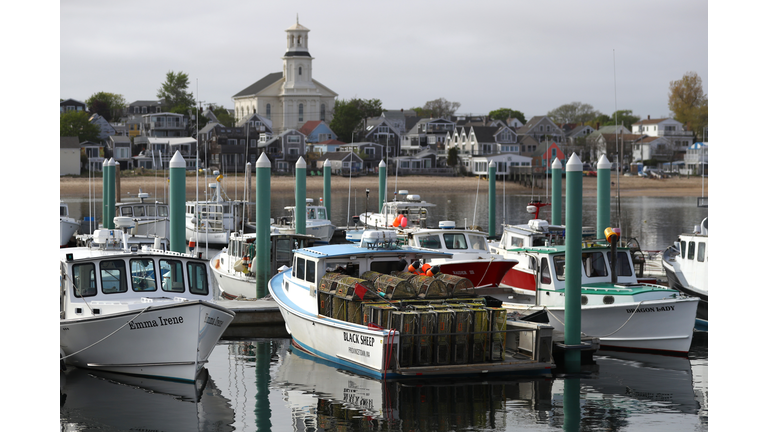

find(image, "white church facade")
[233,19,338,135]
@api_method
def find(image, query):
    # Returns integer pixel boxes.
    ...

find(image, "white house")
[232,19,338,134]
[682,142,708,175]
[631,117,694,158]
[60,137,81,176]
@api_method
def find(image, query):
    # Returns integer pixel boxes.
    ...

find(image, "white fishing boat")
[268,229,556,379]
[492,220,699,354]
[185,174,250,247]
[358,190,435,231]
[115,190,170,239]
[272,198,336,244]
[61,202,80,247]
[210,230,317,299]
[662,217,708,327]
[60,220,236,382]
[401,221,520,302]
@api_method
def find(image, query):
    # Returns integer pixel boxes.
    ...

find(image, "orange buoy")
[393,214,403,227]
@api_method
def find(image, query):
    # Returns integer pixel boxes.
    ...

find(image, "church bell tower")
[283,16,313,90]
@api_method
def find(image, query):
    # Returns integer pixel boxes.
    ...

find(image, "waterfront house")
[61,99,87,114]
[361,117,402,158]
[515,116,566,146]
[89,113,117,144]
[448,125,519,158]
[312,139,344,155]
[585,125,633,162]
[531,141,566,174]
[682,142,708,175]
[338,142,385,172]
[319,151,363,176]
[401,117,455,157]
[61,136,81,175]
[260,129,307,174]
[631,135,674,163]
[463,153,533,178]
[80,140,104,173]
[393,149,440,175]
[631,117,693,160]
[141,137,199,170]
[126,100,163,116]
[108,135,133,170]
[299,120,337,144]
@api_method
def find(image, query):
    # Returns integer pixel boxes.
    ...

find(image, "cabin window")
[100,260,128,294]
[697,242,706,262]
[130,259,158,292]
[468,234,488,251]
[133,206,145,217]
[295,257,306,280]
[553,255,566,281]
[147,206,156,216]
[582,252,608,278]
[370,260,402,275]
[72,263,97,297]
[417,234,441,249]
[306,260,316,284]
[540,258,552,284]
[687,241,696,260]
[275,238,293,266]
[158,206,168,217]
[317,207,327,220]
[160,259,185,292]
[187,262,209,295]
[444,233,468,250]
[120,207,133,217]
[608,252,634,277]
[678,241,686,258]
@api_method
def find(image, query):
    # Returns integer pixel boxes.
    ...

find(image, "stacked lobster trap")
[318,269,514,368]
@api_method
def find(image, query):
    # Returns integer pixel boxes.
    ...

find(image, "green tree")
[547,102,601,124]
[604,110,640,128]
[488,108,526,125]
[422,97,461,119]
[328,98,382,142]
[60,111,100,142]
[668,71,708,141]
[85,91,126,122]
[157,71,195,113]
[447,147,459,167]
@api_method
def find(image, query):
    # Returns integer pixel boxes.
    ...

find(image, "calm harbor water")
[60,334,708,431]
[62,187,708,251]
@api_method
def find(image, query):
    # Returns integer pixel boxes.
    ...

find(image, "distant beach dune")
[60,173,708,199]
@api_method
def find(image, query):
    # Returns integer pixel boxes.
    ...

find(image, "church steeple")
[283,18,313,89]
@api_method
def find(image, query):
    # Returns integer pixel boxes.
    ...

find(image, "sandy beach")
[60,172,708,199]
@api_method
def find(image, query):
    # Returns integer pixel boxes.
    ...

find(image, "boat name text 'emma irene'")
[128,316,184,330]
[204,313,225,327]
[628,305,675,314]
[343,331,376,347]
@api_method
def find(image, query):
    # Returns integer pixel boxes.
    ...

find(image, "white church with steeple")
[233,18,338,134]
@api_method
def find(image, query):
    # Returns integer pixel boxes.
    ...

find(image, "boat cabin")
[117,202,169,219]
[60,242,213,320]
[405,224,491,258]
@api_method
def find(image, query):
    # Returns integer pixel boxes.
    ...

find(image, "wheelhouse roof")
[294,243,451,260]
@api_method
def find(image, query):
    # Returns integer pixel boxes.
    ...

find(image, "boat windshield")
[467,234,488,251]
[416,234,441,249]
[553,255,565,281]
[444,233,468,250]
[582,251,608,278]
[607,252,634,277]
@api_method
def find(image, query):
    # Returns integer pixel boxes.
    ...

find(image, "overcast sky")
[60,0,708,121]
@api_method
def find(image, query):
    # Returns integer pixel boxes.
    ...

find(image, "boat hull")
[186,227,229,246]
[662,254,708,322]
[438,260,518,289]
[269,270,554,379]
[61,218,80,247]
[210,255,258,299]
[274,223,334,244]
[60,300,235,382]
[544,297,699,354]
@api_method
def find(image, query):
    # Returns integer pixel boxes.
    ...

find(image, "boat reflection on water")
[267,331,706,431]
[59,367,235,432]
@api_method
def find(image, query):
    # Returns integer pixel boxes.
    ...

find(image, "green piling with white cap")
[255,153,272,298]
[295,157,307,235]
[378,159,386,212]
[488,161,496,238]
[105,158,116,229]
[323,159,331,222]
[102,158,108,228]
[565,152,583,370]
[169,151,186,254]
[596,154,612,240]
[551,158,563,225]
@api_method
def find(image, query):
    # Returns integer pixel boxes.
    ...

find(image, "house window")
[266,104,271,119]
[228,139,237,145]
[298,66,302,75]
[250,139,257,148]
[142,107,147,114]
[299,104,304,122]
[400,161,410,169]
[364,148,375,156]
[288,135,300,144]
[320,104,326,121]
[289,148,298,155]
